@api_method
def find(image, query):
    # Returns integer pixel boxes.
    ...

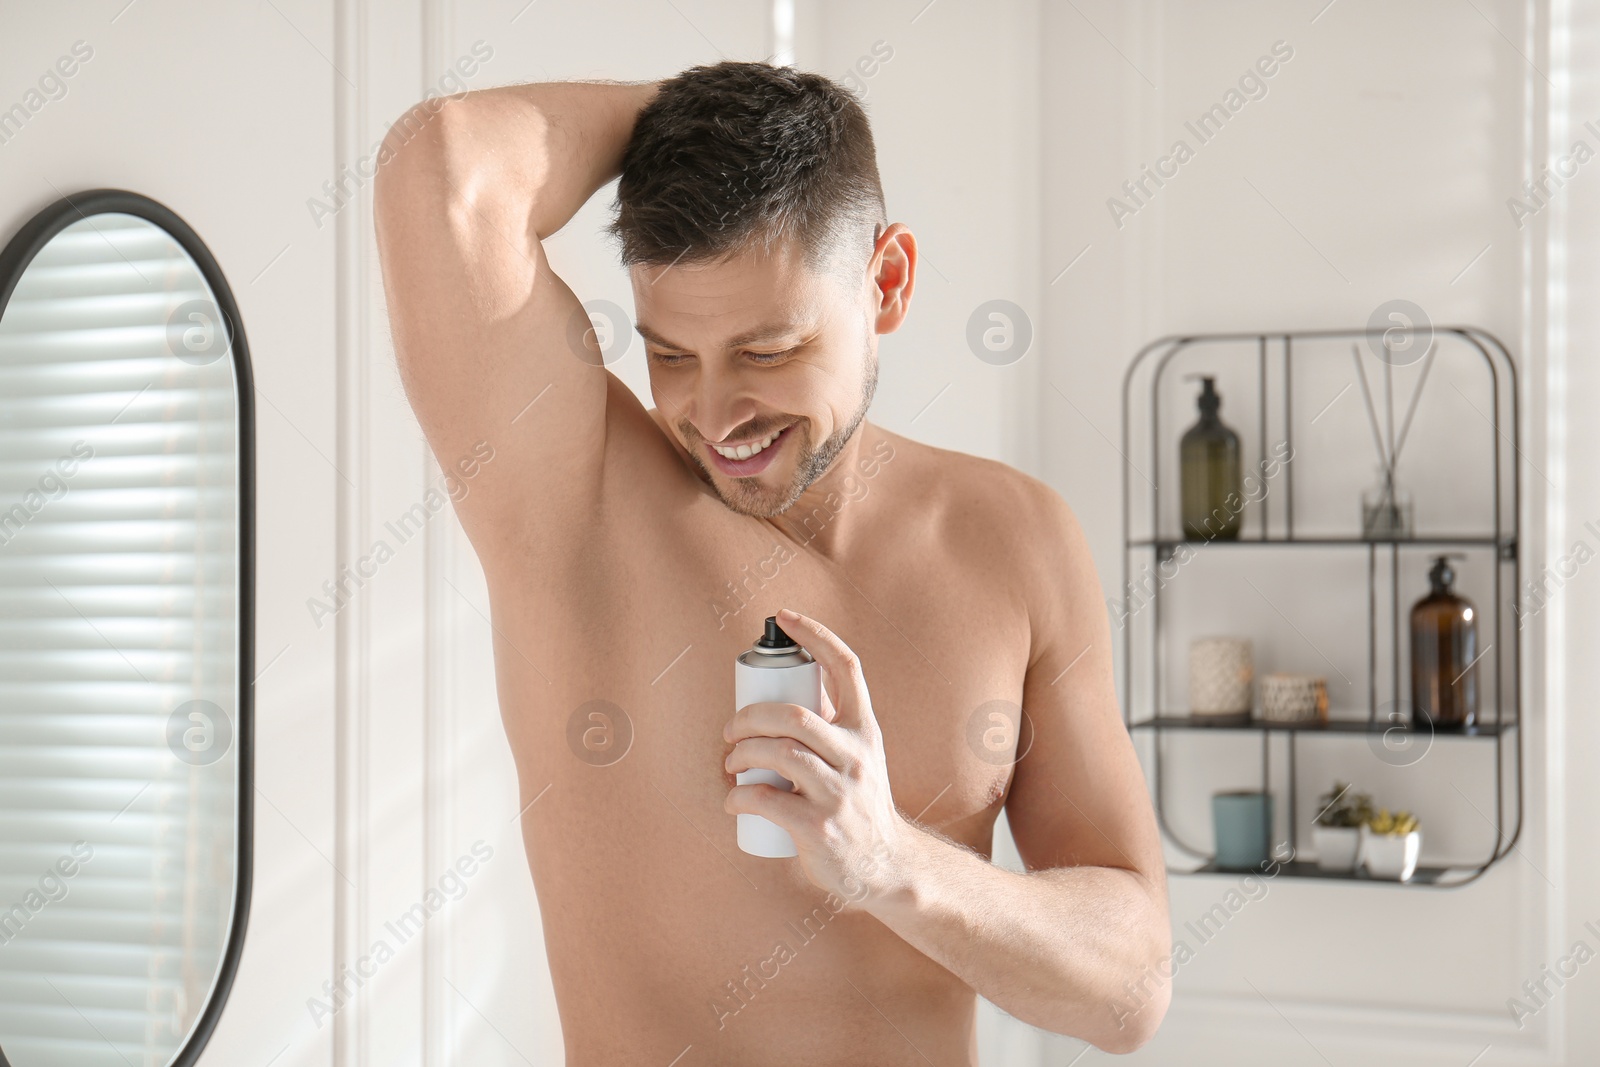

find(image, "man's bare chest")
[494,505,1034,853]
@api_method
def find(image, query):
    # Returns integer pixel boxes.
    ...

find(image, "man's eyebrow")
[634,322,811,351]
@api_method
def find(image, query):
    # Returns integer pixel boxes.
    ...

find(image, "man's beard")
[686,348,878,520]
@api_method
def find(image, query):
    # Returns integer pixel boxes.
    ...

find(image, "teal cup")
[1212,791,1274,871]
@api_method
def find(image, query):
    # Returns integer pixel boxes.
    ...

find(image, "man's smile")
[706,423,796,477]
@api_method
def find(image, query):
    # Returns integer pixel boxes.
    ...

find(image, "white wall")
[1549,4,1600,1058]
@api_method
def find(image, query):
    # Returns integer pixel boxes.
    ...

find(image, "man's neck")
[770,420,887,562]
[645,406,891,562]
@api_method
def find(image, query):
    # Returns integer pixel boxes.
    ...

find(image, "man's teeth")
[713,427,783,461]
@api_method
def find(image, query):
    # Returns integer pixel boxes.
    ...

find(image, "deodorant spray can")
[733,615,822,858]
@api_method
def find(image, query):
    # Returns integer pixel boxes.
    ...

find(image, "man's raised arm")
[372,79,658,563]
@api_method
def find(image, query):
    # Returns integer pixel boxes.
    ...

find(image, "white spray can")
[733,615,821,858]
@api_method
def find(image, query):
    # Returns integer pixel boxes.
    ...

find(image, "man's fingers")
[775,608,869,729]
[817,678,839,724]
[725,736,839,799]
[726,701,850,768]
[724,781,808,828]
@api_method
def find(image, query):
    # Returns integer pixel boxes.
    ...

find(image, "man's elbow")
[1082,915,1173,1053]
[372,94,479,220]
[1031,974,1169,1055]
[1095,976,1170,1054]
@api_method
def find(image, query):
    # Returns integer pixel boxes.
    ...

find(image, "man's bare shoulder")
[885,431,1094,648]
[879,428,1074,546]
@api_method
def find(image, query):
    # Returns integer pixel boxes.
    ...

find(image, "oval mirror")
[0,190,252,1067]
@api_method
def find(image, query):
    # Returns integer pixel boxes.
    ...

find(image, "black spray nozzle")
[757,615,798,650]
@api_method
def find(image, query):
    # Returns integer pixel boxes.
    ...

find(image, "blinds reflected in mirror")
[0,212,239,1067]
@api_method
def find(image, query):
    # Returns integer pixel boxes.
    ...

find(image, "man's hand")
[722,607,908,904]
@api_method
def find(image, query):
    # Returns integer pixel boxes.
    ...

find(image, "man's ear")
[869,222,916,334]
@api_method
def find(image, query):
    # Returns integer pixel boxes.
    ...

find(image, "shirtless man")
[373,60,1171,1064]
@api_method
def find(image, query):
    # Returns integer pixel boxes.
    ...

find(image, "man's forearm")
[863,824,1172,1053]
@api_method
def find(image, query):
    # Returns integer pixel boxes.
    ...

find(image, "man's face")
[631,238,877,519]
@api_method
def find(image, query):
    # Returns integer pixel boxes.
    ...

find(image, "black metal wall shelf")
[1187,861,1453,885]
[1130,535,1514,550]
[1120,328,1522,889]
[1131,715,1510,737]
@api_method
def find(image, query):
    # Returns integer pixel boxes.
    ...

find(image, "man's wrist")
[856,817,936,920]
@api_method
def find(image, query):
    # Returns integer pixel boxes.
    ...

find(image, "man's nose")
[689,362,761,444]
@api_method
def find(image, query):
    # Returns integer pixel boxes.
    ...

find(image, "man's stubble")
[687,339,879,520]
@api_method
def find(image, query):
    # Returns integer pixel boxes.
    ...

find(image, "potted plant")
[1360,809,1422,881]
[1312,781,1372,872]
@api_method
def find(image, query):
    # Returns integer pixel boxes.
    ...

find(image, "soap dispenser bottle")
[1180,375,1243,541]
[1410,554,1478,730]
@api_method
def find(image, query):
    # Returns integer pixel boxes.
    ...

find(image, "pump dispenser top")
[1427,554,1458,594]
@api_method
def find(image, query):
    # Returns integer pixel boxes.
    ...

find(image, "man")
[374,60,1171,1064]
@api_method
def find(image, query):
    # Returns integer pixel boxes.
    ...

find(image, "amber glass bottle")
[1180,377,1242,541]
[1410,555,1478,730]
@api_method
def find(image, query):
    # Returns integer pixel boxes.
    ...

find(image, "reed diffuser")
[1351,335,1437,539]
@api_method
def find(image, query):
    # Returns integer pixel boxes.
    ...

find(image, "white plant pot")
[1360,826,1421,881]
[1311,825,1361,871]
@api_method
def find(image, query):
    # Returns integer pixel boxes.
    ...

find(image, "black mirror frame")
[0,188,254,1067]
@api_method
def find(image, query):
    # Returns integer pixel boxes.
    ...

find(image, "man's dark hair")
[610,61,886,274]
